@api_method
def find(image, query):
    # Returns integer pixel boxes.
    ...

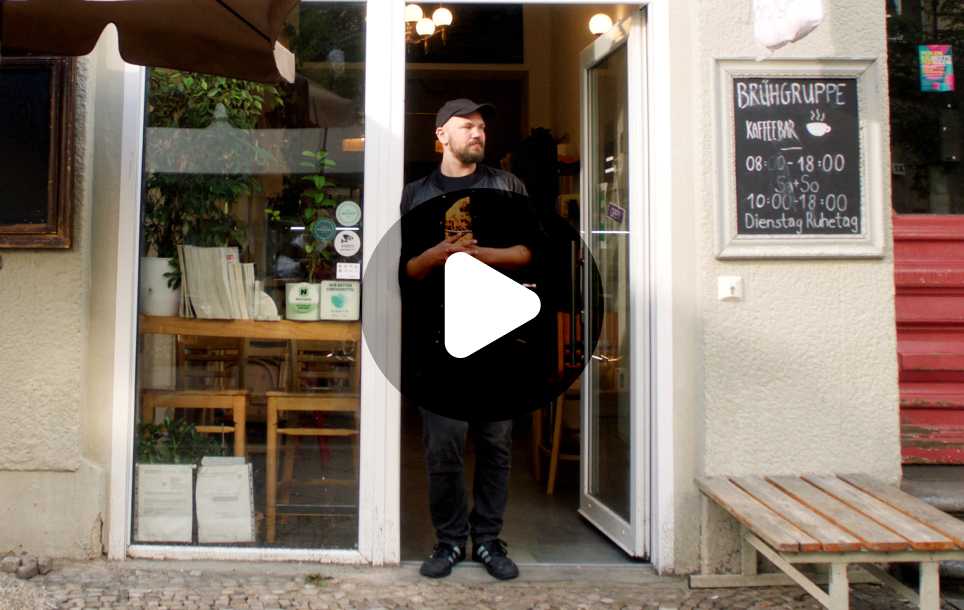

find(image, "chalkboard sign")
[715,60,884,258]
[734,77,861,236]
[0,57,74,248]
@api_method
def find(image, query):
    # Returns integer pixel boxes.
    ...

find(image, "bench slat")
[803,475,956,551]
[840,474,964,549]
[697,477,821,552]
[767,476,910,551]
[731,476,862,552]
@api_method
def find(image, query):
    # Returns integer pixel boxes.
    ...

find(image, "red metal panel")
[895,214,964,463]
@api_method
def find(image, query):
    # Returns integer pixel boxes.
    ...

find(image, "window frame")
[0,57,75,249]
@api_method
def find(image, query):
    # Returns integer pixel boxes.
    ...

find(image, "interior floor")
[400,405,639,564]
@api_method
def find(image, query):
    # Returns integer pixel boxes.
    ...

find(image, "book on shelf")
[178,246,261,320]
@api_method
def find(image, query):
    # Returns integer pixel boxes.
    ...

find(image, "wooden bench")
[694,474,964,610]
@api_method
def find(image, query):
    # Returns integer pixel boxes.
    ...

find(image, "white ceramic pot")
[140,256,181,316]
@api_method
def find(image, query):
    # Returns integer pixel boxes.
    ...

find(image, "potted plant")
[140,69,282,315]
[299,149,340,281]
[266,149,339,320]
[137,416,229,465]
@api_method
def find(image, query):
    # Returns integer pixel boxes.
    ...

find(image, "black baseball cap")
[435,98,496,128]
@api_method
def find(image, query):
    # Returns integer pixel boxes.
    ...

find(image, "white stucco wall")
[0,62,87,472]
[0,29,126,558]
[667,0,902,574]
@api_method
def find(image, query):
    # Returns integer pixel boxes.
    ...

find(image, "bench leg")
[919,562,939,610]
[828,563,850,610]
[741,529,758,577]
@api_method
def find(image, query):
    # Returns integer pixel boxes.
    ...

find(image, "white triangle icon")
[444,252,542,359]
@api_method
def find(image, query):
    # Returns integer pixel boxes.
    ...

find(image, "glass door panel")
[587,43,631,522]
[580,11,647,557]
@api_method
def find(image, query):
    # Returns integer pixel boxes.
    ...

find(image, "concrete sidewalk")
[2,559,963,610]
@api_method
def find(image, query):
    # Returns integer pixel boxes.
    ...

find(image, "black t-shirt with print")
[398,166,548,420]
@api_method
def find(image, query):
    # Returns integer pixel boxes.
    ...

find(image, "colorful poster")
[919,45,955,92]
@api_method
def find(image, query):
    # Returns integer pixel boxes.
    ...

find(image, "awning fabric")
[0,0,298,83]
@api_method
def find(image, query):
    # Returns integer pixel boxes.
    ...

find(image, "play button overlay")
[445,252,541,359]
[363,188,603,421]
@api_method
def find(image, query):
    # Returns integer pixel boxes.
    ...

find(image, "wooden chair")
[140,335,248,457]
[176,335,244,391]
[241,339,289,424]
[532,311,582,494]
[140,389,247,458]
[264,339,360,544]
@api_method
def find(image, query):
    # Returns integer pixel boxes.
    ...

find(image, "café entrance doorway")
[398,2,648,565]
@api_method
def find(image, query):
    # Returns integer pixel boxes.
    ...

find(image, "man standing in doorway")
[399,99,530,581]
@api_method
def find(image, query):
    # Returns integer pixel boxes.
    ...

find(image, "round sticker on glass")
[311,218,337,242]
[334,230,361,257]
[336,200,362,227]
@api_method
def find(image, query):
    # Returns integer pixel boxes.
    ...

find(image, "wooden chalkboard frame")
[0,57,75,249]
[714,59,885,259]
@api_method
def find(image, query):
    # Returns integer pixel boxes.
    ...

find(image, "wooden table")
[138,315,361,341]
[694,474,964,610]
[137,315,362,447]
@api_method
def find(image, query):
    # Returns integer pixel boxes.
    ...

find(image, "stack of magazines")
[178,245,261,319]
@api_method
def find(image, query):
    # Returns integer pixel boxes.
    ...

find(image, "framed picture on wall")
[0,56,75,248]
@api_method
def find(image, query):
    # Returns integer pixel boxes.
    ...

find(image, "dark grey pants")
[421,408,513,546]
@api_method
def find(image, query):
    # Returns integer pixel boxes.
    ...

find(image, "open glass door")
[579,10,649,558]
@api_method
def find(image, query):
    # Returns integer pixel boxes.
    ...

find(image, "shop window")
[888,0,962,213]
[0,57,75,248]
[132,2,365,550]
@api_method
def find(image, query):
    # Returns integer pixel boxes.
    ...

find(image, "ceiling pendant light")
[404,4,424,23]
[432,7,453,27]
[415,16,436,37]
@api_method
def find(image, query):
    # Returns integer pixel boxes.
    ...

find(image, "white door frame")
[107,0,677,573]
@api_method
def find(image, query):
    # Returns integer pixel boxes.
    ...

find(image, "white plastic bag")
[753,0,824,51]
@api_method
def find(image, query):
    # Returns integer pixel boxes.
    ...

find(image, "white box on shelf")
[319,280,360,321]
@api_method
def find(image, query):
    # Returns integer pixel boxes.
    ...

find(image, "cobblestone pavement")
[2,559,962,610]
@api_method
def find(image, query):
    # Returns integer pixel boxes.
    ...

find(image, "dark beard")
[454,142,485,164]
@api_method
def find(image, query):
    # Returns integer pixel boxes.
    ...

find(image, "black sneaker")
[419,542,465,578]
[472,539,519,581]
